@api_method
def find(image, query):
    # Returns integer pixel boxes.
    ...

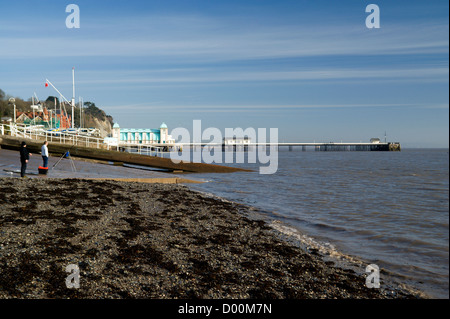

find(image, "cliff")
[83,115,113,138]
[80,101,113,137]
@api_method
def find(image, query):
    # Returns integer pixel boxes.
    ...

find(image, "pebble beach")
[0,177,420,299]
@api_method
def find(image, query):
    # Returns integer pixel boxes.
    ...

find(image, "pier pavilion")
[111,122,174,145]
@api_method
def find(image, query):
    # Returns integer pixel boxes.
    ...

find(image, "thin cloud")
[61,66,448,86]
[104,103,445,113]
[0,16,447,60]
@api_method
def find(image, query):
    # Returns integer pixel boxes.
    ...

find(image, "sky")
[0,0,448,147]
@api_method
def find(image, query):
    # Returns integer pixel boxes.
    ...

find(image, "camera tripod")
[52,150,77,172]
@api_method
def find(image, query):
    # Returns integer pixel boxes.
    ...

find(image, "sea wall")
[0,135,250,173]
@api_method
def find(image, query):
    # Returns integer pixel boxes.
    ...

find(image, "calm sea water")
[185,148,449,298]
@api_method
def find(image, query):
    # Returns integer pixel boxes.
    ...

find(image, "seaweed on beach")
[0,253,43,297]
[0,177,420,299]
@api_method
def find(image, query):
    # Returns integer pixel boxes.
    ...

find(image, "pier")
[185,142,401,152]
[1,123,401,155]
[1,122,401,174]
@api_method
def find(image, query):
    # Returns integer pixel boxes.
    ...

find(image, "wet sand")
[0,177,419,299]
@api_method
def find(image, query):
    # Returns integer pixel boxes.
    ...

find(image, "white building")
[223,137,252,145]
[110,122,174,145]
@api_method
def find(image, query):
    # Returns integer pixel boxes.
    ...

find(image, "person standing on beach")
[19,141,31,178]
[41,141,49,168]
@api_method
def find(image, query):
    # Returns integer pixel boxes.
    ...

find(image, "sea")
[177,148,449,299]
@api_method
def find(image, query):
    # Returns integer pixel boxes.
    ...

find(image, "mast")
[79,96,83,129]
[54,97,57,129]
[32,96,35,125]
[59,98,62,129]
[72,67,75,128]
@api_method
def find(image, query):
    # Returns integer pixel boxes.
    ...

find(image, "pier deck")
[1,123,400,174]
[186,142,401,151]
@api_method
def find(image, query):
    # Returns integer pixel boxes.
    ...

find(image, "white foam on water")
[269,220,363,265]
[269,219,431,298]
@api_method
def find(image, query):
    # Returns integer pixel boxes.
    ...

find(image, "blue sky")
[0,0,448,147]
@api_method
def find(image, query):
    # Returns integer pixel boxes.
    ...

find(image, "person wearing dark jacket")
[19,141,31,177]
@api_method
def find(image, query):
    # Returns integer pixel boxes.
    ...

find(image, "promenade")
[0,148,202,184]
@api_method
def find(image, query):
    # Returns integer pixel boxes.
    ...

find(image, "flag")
[45,82,49,87]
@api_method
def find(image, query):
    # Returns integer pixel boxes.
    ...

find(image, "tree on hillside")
[44,96,60,109]
[84,101,113,126]
[0,89,6,119]
[0,89,32,119]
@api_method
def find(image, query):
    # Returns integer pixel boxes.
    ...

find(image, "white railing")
[1,123,186,154]
[0,123,111,150]
[118,144,165,157]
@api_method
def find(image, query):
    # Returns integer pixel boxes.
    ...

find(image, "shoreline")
[184,187,430,299]
[0,177,422,299]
